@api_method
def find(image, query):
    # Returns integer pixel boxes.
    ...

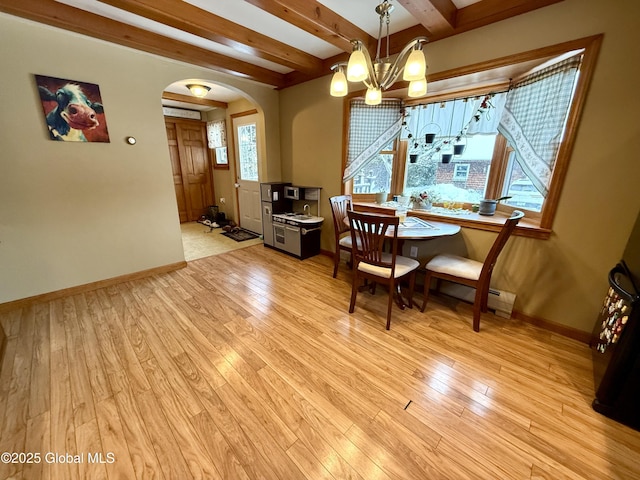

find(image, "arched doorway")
[162,80,242,223]
[162,79,265,259]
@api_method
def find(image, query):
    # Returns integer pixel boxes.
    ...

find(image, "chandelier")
[329,0,428,105]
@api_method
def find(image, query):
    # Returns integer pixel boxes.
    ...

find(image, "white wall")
[0,14,281,303]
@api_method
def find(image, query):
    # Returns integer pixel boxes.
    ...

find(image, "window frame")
[341,34,603,238]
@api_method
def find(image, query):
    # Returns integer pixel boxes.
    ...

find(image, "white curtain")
[402,93,507,143]
[343,99,403,182]
[206,120,227,149]
[498,55,582,196]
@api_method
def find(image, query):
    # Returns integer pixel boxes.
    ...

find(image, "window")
[453,164,470,182]
[501,151,544,211]
[237,123,258,181]
[352,141,396,193]
[402,94,504,203]
[342,35,603,234]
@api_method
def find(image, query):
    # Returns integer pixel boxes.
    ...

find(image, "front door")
[166,119,214,223]
[233,112,262,234]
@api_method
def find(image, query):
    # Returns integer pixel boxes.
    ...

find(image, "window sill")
[353,202,551,239]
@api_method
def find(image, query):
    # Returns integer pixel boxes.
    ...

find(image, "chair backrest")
[480,210,524,280]
[348,210,399,270]
[329,195,353,236]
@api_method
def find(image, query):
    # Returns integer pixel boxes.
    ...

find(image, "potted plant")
[409,190,438,210]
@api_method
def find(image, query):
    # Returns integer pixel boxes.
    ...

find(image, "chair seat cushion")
[426,253,482,281]
[358,253,420,279]
[339,235,361,249]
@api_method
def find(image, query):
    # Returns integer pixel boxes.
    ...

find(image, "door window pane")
[238,123,258,181]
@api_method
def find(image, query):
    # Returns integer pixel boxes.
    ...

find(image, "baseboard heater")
[438,282,516,319]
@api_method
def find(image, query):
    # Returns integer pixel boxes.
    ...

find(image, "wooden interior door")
[165,119,214,223]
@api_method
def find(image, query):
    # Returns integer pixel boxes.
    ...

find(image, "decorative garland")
[402,94,497,163]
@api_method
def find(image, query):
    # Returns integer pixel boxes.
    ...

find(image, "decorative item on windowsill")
[329,0,428,105]
[409,191,439,210]
[375,191,388,204]
[478,196,511,216]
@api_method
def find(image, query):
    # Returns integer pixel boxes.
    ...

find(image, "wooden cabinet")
[165,118,214,223]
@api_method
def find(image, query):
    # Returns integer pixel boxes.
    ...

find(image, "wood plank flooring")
[1,245,639,479]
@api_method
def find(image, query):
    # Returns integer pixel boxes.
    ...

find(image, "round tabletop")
[389,216,461,239]
[345,215,460,240]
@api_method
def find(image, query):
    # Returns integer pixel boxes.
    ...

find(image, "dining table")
[387,215,461,243]
[345,214,461,308]
[344,214,461,245]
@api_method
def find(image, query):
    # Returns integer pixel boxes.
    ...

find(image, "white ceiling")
[3,0,564,110]
[58,0,434,109]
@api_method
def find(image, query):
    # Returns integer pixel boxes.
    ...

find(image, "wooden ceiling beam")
[1,0,566,91]
[244,0,377,54]
[0,0,286,87]
[162,92,228,109]
[98,0,323,75]
[455,0,565,32]
[395,0,457,37]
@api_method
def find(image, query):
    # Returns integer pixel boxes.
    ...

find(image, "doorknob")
[234,183,240,188]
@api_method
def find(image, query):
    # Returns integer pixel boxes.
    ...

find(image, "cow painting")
[35,75,110,142]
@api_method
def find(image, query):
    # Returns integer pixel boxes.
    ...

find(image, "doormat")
[221,227,260,242]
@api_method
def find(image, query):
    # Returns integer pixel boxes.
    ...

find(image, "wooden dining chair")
[329,195,355,278]
[421,210,524,332]
[348,210,420,330]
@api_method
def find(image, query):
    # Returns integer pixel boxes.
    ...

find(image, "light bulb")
[330,69,348,97]
[347,49,368,82]
[187,84,210,98]
[407,78,427,98]
[365,88,382,105]
[403,48,426,81]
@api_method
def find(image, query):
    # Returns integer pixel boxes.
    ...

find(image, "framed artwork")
[214,146,229,169]
[35,74,110,142]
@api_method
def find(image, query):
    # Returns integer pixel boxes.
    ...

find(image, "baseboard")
[321,248,591,343]
[0,261,188,314]
[512,309,592,344]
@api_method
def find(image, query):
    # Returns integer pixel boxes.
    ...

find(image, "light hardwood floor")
[1,245,639,479]
[180,222,263,261]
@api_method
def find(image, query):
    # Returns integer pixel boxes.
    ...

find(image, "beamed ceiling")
[1,0,565,103]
